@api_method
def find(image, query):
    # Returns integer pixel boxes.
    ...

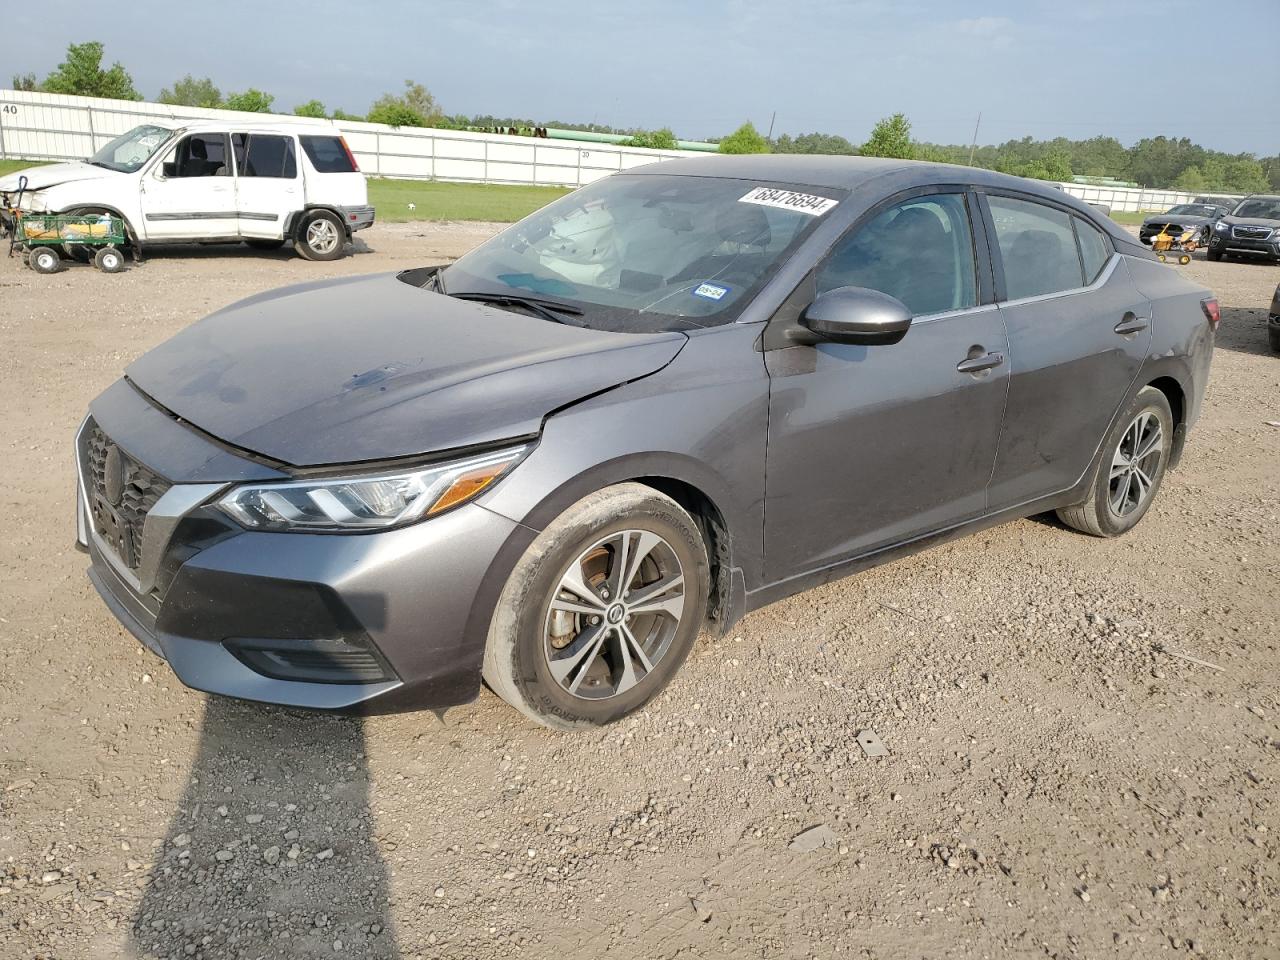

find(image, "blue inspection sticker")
[693,282,730,301]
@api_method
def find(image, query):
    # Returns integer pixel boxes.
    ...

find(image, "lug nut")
[591,616,601,625]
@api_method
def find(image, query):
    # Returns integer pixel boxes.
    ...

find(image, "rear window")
[300,136,356,173]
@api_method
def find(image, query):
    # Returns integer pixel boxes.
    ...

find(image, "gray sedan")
[76,156,1218,729]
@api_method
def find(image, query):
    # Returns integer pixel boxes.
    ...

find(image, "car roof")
[629,154,1120,231]
[141,117,342,135]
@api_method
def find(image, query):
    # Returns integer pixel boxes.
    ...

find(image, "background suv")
[0,119,373,260]
[1207,194,1280,263]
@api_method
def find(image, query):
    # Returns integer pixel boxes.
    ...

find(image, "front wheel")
[1056,386,1173,537]
[28,246,61,274]
[294,211,347,261]
[1206,249,1223,262]
[482,484,709,730]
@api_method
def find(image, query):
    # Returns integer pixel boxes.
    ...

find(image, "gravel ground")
[0,225,1277,960]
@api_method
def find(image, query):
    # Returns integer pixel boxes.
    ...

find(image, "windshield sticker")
[739,187,838,216]
[693,282,730,301]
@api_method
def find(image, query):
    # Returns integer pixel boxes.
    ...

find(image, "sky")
[8,0,1280,154]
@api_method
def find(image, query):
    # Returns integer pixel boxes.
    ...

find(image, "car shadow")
[131,697,398,959]
[1214,305,1276,357]
[135,236,373,262]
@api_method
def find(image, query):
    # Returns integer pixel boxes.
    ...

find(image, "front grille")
[83,420,171,571]
[1232,225,1273,240]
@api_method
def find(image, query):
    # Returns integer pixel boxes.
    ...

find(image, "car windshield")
[1167,204,1215,216]
[439,174,844,332]
[87,124,174,173]
[1231,198,1280,220]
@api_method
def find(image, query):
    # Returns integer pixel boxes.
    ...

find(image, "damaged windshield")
[440,174,844,332]
[87,124,174,173]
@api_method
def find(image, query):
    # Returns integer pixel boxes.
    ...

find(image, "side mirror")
[794,286,913,346]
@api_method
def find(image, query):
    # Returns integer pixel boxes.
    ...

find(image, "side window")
[163,134,230,178]
[300,135,356,173]
[1073,216,1111,284]
[815,193,977,316]
[232,134,298,178]
[988,196,1085,300]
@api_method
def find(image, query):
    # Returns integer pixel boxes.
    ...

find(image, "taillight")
[339,136,360,172]
[1200,297,1220,332]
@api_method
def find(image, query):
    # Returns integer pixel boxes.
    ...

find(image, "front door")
[981,193,1152,509]
[139,133,236,240]
[763,191,1010,582]
[232,133,300,239]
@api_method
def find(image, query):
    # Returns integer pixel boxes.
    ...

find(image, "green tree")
[1221,157,1267,194]
[368,80,442,127]
[225,88,275,113]
[771,131,857,155]
[623,128,678,150]
[861,113,914,160]
[158,75,222,108]
[293,100,328,119]
[11,72,38,92]
[719,121,770,154]
[330,108,365,122]
[41,41,141,100]
[1175,166,1207,192]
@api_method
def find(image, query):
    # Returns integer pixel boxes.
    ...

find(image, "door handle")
[1114,313,1149,336]
[956,351,1005,374]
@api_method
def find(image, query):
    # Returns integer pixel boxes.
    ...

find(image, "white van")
[0,119,374,260]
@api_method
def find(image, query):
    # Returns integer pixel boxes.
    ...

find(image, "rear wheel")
[483,484,709,730]
[294,211,346,261]
[1057,386,1173,538]
[94,246,125,273]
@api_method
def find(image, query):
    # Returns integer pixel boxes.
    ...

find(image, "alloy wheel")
[543,530,686,700]
[305,218,340,255]
[1108,411,1163,517]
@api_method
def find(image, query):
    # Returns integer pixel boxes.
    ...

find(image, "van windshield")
[440,174,844,332]
[87,125,174,173]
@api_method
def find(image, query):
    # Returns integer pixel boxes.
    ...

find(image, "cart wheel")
[1157,254,1167,263]
[94,246,125,274]
[29,246,62,274]
[1179,254,1191,265]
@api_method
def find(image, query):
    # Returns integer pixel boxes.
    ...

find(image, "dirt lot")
[0,225,1277,960]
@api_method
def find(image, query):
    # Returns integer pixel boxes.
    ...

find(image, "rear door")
[139,132,235,240]
[232,133,300,239]
[763,189,1009,580]
[981,192,1151,509]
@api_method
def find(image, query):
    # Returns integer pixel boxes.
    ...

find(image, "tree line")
[12,42,1277,192]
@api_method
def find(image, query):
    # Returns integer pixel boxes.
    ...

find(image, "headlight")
[1213,221,1228,232]
[217,445,528,532]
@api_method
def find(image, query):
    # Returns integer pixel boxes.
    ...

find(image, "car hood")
[1143,213,1213,225]
[0,161,117,193]
[1219,215,1280,229]
[126,273,687,466]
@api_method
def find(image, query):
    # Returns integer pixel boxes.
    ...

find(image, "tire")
[1268,325,1280,353]
[245,238,286,251]
[1056,386,1174,538]
[293,210,347,261]
[94,246,125,273]
[1207,249,1222,262]
[482,483,710,730]
[28,246,61,274]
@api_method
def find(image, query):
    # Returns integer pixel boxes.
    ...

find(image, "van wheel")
[1057,386,1173,538]
[483,484,709,730]
[246,238,286,251]
[294,211,346,261]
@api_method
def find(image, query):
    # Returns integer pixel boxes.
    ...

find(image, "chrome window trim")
[909,302,999,327]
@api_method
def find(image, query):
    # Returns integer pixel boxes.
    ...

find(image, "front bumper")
[77,384,532,713]
[1208,229,1280,259]
[339,204,375,232]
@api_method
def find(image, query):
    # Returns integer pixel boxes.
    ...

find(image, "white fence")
[0,89,709,188]
[0,89,1242,211]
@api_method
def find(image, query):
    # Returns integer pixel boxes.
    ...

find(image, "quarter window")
[1073,216,1111,284]
[816,193,977,316]
[300,135,356,173]
[232,134,297,178]
[988,196,1085,300]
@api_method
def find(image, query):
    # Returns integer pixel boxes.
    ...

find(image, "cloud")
[953,16,1015,36]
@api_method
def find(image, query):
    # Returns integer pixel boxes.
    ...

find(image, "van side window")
[988,196,1086,300]
[232,134,298,179]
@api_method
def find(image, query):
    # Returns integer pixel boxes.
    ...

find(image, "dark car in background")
[1208,194,1280,263]
[1140,202,1230,245]
[76,156,1218,730]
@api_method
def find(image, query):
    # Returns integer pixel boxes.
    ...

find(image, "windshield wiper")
[449,291,584,325]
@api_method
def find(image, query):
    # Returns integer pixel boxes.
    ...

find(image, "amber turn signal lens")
[427,463,508,515]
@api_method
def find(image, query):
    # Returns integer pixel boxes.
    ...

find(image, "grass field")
[2,157,1162,227]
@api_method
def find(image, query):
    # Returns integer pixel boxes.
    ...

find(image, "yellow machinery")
[1151,225,1197,265]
